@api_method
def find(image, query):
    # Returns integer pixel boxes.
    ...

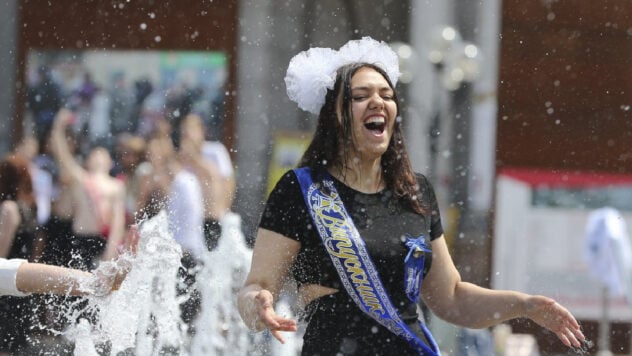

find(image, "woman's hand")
[525,295,585,348]
[90,225,140,295]
[254,289,297,344]
[53,108,75,129]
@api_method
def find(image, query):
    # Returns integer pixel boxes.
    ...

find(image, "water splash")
[53,211,298,356]
[66,210,186,355]
[189,212,262,355]
[60,210,300,355]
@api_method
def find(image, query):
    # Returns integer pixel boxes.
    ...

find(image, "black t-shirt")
[260,169,443,297]
[260,168,445,355]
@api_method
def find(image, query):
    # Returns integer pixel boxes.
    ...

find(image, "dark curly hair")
[298,62,423,214]
[0,155,35,208]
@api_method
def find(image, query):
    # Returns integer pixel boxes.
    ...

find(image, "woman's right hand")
[254,289,297,344]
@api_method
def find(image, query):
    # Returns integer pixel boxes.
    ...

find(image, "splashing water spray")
[189,212,264,355]
[67,210,186,355]
[59,210,299,355]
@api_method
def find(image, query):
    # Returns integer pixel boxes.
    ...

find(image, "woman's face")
[180,115,205,149]
[345,66,397,160]
[86,147,113,173]
[146,137,173,165]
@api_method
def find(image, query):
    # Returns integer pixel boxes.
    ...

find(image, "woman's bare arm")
[101,182,127,261]
[50,109,85,183]
[237,228,300,343]
[422,236,584,347]
[15,262,92,296]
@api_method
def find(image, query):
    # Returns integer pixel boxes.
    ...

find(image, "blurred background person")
[0,154,39,354]
[26,65,64,146]
[112,133,147,227]
[40,127,80,269]
[13,136,53,231]
[108,71,135,136]
[135,120,173,220]
[12,136,54,265]
[179,113,226,251]
[50,109,126,269]
[136,119,207,336]
[202,130,236,230]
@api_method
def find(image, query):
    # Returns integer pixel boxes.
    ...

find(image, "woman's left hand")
[254,289,297,343]
[525,295,585,348]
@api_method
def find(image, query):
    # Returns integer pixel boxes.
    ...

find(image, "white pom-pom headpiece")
[284,37,400,115]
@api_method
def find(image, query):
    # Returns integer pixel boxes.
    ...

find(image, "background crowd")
[0,65,235,353]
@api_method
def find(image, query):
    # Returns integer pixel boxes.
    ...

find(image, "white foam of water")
[270,296,301,356]
[63,210,301,355]
[67,319,99,356]
[190,211,262,355]
[66,210,187,355]
[190,212,302,356]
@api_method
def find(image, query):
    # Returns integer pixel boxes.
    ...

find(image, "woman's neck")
[329,157,384,194]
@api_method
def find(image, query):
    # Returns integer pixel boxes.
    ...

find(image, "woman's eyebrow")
[351,86,393,92]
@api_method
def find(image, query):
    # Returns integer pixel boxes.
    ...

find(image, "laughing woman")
[237,37,585,355]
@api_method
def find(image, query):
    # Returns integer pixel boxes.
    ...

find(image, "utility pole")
[448,0,485,285]
[0,0,18,154]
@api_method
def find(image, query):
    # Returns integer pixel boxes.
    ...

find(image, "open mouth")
[364,119,386,134]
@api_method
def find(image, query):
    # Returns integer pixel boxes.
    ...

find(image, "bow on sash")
[293,167,440,356]
[404,234,431,303]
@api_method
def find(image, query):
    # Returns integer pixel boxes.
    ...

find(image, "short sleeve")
[0,258,29,297]
[416,174,444,240]
[259,170,310,242]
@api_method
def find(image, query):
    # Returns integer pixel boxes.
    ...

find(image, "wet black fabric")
[302,293,428,355]
[261,169,443,288]
[259,168,444,354]
[178,253,202,332]
[38,220,106,335]
[0,295,38,353]
[41,216,74,266]
[203,217,222,251]
[41,216,106,271]
[0,204,37,352]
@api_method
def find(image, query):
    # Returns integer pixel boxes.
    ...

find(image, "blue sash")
[293,167,440,355]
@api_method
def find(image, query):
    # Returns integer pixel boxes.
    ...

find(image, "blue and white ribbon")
[294,167,440,355]
[404,234,431,303]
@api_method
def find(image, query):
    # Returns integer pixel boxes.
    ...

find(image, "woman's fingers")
[527,295,585,348]
[269,316,298,343]
[556,331,572,347]
[260,305,297,330]
[255,290,276,324]
[557,326,583,348]
[254,290,297,343]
